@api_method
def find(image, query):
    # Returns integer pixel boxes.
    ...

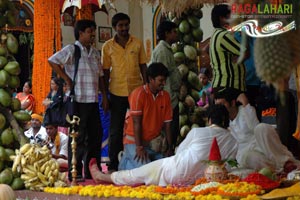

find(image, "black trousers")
[108,94,129,171]
[171,104,179,148]
[246,85,263,122]
[276,90,300,159]
[68,102,102,180]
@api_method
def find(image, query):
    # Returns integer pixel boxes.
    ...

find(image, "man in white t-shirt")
[45,123,68,171]
[24,113,47,145]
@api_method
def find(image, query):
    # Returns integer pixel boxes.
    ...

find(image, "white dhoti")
[111,127,238,186]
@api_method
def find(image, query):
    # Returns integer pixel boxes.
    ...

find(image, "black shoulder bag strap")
[71,44,81,97]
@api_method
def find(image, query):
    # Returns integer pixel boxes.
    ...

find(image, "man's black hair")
[147,62,169,81]
[211,4,231,28]
[112,13,130,27]
[157,21,177,41]
[43,120,59,127]
[207,104,229,129]
[214,87,241,103]
[74,19,96,40]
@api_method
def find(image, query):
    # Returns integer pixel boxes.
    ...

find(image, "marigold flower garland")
[32,0,61,115]
[44,183,263,200]
[216,182,263,197]
[32,1,94,115]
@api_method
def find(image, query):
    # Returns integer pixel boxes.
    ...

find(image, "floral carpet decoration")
[44,184,260,200]
[42,175,300,200]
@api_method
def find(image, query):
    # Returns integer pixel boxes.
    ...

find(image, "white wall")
[61,24,75,46]
[61,2,214,52]
[201,5,214,41]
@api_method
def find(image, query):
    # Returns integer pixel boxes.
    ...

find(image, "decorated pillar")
[32,0,61,114]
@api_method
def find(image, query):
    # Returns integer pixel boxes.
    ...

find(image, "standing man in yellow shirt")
[102,12,148,172]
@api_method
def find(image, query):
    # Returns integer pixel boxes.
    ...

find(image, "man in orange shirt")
[102,13,148,172]
[118,62,173,170]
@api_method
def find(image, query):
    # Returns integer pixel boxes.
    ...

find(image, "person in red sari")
[15,81,35,114]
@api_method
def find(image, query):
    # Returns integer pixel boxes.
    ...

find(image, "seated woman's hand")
[42,98,52,106]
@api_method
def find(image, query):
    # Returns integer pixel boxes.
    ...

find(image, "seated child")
[197,67,212,108]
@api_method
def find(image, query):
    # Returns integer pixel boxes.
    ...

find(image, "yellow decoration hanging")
[32,0,61,115]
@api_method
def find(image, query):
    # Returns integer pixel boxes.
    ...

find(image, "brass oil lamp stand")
[67,115,80,186]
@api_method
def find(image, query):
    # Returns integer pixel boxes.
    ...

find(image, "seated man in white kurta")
[45,123,68,171]
[88,104,238,186]
[214,87,300,174]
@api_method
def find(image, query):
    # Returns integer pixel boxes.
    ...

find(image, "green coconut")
[174,52,186,63]
[0,113,6,130]
[0,168,13,185]
[13,110,31,123]
[8,75,20,89]
[10,98,21,112]
[187,15,200,28]
[0,88,11,107]
[0,56,7,68]
[187,71,202,90]
[192,27,203,42]
[179,20,190,34]
[4,61,21,76]
[0,69,10,87]
[6,33,18,54]
[1,128,14,147]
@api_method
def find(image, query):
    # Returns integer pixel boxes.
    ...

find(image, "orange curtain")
[32,0,61,115]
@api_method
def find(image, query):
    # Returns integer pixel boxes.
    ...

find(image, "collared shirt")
[124,85,172,143]
[24,126,48,144]
[101,35,147,97]
[48,41,103,103]
[210,28,246,92]
[50,132,68,158]
[151,40,181,108]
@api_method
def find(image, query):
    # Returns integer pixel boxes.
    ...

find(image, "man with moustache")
[101,12,148,172]
[118,62,173,170]
[24,113,47,144]
[48,19,109,181]
[44,123,68,171]
[151,21,181,151]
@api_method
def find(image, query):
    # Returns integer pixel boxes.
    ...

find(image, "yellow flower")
[104,189,112,197]
[240,194,260,200]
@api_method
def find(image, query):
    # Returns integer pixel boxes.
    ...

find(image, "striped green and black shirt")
[209,28,246,92]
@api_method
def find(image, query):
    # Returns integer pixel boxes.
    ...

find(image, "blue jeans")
[118,144,163,170]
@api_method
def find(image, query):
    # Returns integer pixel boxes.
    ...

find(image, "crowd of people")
[15,4,300,186]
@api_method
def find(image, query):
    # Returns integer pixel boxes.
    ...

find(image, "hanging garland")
[32,0,61,115]
[76,4,93,20]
